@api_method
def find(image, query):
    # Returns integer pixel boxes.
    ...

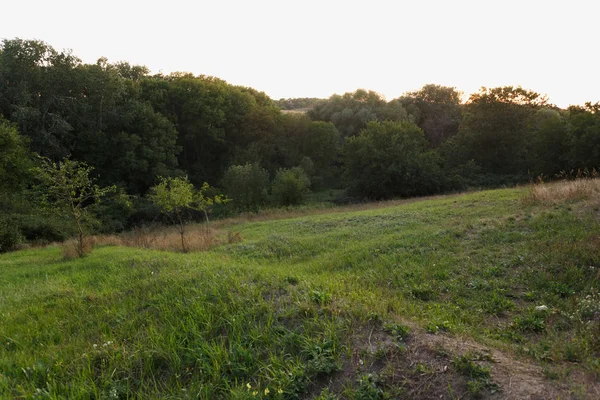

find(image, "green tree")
[0,119,34,252]
[528,108,571,176]
[0,118,33,194]
[271,167,310,206]
[400,84,463,147]
[221,163,270,211]
[446,86,547,177]
[567,102,600,171]
[309,89,410,137]
[150,177,227,252]
[276,115,341,186]
[343,121,444,199]
[36,157,115,257]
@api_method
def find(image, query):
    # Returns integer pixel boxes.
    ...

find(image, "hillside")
[1,184,599,399]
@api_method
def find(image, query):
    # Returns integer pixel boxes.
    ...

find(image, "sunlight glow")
[3,0,599,107]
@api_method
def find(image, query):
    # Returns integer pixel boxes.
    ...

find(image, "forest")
[1,38,599,252]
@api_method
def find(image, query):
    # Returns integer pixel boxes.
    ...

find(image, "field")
[1,184,600,399]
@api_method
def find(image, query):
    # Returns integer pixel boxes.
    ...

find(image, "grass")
[1,182,600,398]
[524,176,600,204]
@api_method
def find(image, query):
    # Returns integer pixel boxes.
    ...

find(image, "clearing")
[1,184,599,399]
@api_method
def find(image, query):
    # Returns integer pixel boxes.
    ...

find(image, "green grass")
[1,187,599,398]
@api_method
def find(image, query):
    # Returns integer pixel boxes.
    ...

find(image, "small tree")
[36,157,114,257]
[150,176,227,252]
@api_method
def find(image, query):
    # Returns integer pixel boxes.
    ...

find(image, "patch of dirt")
[305,325,470,399]
[306,322,600,399]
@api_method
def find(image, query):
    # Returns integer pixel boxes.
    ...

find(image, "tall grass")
[92,225,221,253]
[524,177,600,204]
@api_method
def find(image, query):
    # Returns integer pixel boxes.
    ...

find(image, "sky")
[3,0,599,108]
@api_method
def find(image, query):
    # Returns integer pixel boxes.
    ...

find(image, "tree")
[309,89,410,137]
[400,84,463,147]
[0,118,33,194]
[528,108,571,176]
[343,121,444,199]
[567,103,600,171]
[0,39,83,159]
[0,119,35,252]
[150,177,227,252]
[221,163,270,211]
[446,86,547,176]
[271,167,310,206]
[36,157,114,257]
[276,115,341,186]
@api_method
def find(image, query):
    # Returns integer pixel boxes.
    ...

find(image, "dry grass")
[93,225,223,253]
[61,238,93,259]
[227,231,243,244]
[524,178,600,204]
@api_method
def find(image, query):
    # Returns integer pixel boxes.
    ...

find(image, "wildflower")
[264,388,270,395]
[278,388,283,394]
[247,383,251,390]
[252,391,258,396]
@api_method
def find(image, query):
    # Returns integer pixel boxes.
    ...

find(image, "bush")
[221,163,270,211]
[271,167,310,206]
[19,216,70,243]
[0,219,22,253]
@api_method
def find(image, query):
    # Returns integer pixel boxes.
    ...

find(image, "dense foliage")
[343,121,444,199]
[1,38,599,249]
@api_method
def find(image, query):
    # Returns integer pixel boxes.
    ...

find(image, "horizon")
[3,0,599,108]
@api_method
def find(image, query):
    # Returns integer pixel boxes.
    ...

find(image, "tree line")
[1,38,599,252]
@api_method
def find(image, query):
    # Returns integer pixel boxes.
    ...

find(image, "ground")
[1,183,599,399]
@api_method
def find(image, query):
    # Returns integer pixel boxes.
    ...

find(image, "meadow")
[1,182,599,399]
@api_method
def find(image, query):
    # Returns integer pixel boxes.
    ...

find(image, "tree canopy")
[1,38,600,250]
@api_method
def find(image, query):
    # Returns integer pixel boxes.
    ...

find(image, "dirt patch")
[409,323,600,399]
[306,322,600,399]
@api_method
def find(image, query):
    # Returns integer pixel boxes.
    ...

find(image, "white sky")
[3,0,599,108]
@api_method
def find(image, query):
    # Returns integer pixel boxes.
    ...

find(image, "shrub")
[0,219,22,253]
[221,163,270,211]
[271,167,310,206]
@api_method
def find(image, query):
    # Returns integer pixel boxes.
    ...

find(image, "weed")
[315,388,339,400]
[484,292,515,315]
[542,366,560,380]
[310,289,332,305]
[304,341,340,376]
[383,322,410,344]
[512,311,546,333]
[426,320,453,334]
[452,352,498,397]
[410,283,437,301]
[353,374,384,400]
[284,276,299,285]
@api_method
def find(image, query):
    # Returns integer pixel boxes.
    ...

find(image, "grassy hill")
[1,184,599,399]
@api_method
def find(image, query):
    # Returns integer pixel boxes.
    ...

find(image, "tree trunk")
[180,230,187,253]
[75,217,85,257]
